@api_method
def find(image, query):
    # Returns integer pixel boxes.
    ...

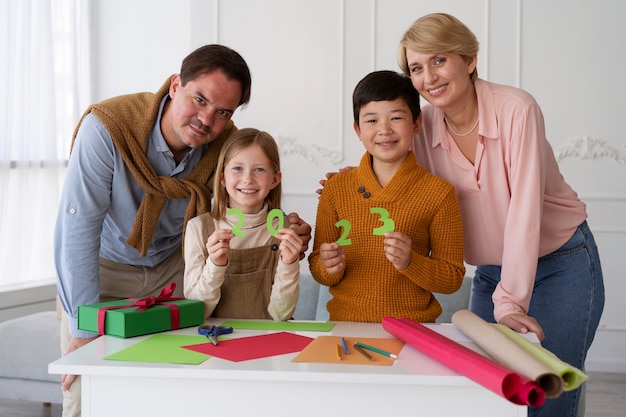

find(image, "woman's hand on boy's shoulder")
[316,166,356,195]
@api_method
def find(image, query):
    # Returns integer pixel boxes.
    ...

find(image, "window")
[0,0,92,289]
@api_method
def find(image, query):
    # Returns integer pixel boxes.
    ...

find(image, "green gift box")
[78,292,204,338]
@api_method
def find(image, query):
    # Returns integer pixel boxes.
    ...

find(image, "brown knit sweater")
[70,77,237,256]
[308,152,465,323]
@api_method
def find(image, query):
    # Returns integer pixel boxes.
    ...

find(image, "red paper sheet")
[182,332,313,362]
[382,317,545,407]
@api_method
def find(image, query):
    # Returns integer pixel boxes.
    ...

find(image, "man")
[54,44,311,417]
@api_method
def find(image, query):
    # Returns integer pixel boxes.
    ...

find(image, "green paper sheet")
[219,320,335,332]
[492,324,588,390]
[105,334,211,365]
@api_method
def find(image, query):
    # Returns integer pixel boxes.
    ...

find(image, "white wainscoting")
[0,280,57,322]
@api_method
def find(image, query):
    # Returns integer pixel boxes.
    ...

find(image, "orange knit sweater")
[308,152,465,323]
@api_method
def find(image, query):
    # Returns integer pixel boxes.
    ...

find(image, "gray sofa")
[0,274,471,407]
[0,310,63,404]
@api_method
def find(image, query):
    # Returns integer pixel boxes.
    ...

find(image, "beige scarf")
[70,76,236,256]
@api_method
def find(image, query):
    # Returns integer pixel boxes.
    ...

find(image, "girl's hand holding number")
[206,229,234,267]
[275,228,303,265]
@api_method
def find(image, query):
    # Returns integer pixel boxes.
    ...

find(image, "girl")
[184,128,302,320]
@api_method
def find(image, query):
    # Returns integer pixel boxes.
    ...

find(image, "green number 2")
[335,219,352,246]
[226,207,246,237]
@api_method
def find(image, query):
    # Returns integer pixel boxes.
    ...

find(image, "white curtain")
[0,0,92,287]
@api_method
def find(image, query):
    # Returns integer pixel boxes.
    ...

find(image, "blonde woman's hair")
[211,128,282,220]
[398,13,480,82]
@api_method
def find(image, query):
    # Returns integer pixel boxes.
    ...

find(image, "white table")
[49,321,530,417]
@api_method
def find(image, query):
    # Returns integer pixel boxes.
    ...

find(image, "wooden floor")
[0,372,624,416]
[585,371,626,416]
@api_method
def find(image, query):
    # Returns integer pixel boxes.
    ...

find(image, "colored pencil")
[354,341,398,359]
[341,337,349,354]
[353,343,375,361]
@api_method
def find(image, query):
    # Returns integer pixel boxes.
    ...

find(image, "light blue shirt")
[54,96,209,337]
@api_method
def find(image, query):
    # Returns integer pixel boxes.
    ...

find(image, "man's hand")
[499,313,545,341]
[286,212,311,260]
[61,335,99,391]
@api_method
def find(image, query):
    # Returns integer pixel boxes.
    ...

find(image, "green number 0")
[266,208,285,236]
[226,208,246,237]
[370,207,395,235]
[335,219,352,246]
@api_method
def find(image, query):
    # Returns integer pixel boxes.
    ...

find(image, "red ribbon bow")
[96,282,183,335]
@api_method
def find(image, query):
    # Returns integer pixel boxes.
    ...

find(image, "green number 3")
[370,207,395,235]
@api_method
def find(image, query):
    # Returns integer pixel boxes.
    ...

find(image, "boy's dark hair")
[180,44,252,108]
[352,70,420,125]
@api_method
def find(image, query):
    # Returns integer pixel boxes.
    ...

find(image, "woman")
[397,13,604,417]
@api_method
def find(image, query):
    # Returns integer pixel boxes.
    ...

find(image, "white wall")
[94,0,626,372]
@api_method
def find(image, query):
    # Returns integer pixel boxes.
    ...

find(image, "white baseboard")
[585,359,626,373]
[584,328,626,373]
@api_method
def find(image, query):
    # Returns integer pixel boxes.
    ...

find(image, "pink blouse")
[413,79,587,321]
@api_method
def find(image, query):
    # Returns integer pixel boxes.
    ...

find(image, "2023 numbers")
[226,207,395,246]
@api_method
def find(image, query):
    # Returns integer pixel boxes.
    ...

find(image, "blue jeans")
[469,221,605,417]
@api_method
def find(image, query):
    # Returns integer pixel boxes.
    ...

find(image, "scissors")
[197,324,234,345]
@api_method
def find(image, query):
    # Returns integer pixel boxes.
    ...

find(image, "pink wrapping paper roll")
[382,316,545,407]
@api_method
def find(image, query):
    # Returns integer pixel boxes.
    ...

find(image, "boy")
[308,70,465,322]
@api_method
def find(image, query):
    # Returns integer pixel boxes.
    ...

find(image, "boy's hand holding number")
[383,231,412,270]
[320,242,346,275]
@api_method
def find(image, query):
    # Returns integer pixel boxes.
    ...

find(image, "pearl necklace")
[444,116,479,137]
